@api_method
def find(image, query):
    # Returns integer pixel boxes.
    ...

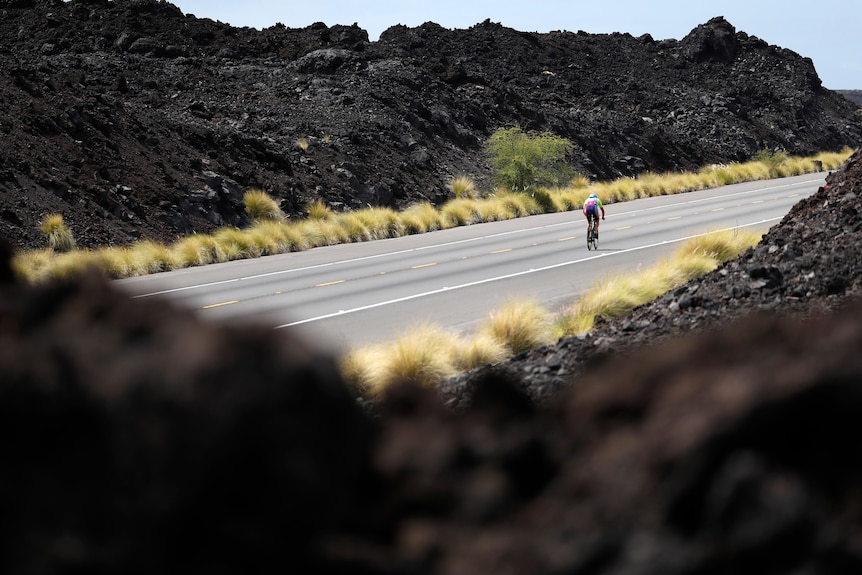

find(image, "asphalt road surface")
[116,173,826,353]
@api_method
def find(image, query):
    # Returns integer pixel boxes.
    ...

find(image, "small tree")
[754,147,788,177]
[486,126,575,190]
[39,213,76,253]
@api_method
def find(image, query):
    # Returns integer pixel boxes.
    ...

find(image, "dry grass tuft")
[452,331,509,371]
[244,189,286,223]
[39,213,77,253]
[449,175,479,198]
[480,299,553,354]
[306,198,332,221]
[555,228,763,337]
[11,150,849,284]
[401,201,445,234]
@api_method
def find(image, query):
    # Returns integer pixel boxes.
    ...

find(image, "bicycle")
[586,214,599,250]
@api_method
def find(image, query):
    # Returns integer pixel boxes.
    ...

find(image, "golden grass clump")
[452,331,509,371]
[244,220,304,256]
[332,212,373,242]
[610,177,648,202]
[243,189,286,223]
[555,228,763,337]
[353,207,404,239]
[569,173,591,188]
[121,240,177,275]
[440,197,482,227]
[39,213,77,253]
[501,189,544,216]
[340,345,390,397]
[169,234,224,268]
[306,198,332,221]
[300,218,349,247]
[212,227,263,261]
[816,147,853,170]
[552,187,592,212]
[480,299,553,355]
[30,250,109,282]
[401,201,445,234]
[562,273,661,335]
[449,175,479,198]
[476,195,518,221]
[358,324,458,391]
[685,228,762,263]
[12,249,58,282]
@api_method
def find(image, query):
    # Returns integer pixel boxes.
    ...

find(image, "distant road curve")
[116,173,826,353]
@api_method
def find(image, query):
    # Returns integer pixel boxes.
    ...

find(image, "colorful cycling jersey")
[583,196,602,215]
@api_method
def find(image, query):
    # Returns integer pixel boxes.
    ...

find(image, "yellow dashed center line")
[316,279,346,287]
[711,207,725,212]
[202,300,239,309]
[667,216,682,221]
[491,248,512,254]
[411,263,437,269]
[616,226,632,230]
[559,236,576,242]
[752,200,764,204]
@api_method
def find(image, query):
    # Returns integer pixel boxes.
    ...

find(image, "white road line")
[275,217,781,329]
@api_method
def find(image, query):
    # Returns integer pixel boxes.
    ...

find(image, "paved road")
[116,173,826,353]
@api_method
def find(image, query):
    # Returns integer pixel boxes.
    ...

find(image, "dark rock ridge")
[839,90,862,106]
[1,0,860,250]
[2,147,862,572]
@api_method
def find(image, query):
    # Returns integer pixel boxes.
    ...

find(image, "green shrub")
[755,148,789,177]
[486,126,574,190]
[530,188,556,213]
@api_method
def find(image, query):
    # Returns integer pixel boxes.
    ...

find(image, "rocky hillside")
[1,0,860,251]
[840,90,862,106]
[2,138,862,575]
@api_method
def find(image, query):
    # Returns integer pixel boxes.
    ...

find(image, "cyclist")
[583,193,605,237]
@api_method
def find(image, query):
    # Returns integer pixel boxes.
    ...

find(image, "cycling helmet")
[588,193,598,198]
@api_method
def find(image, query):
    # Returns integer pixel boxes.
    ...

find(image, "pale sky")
[168,1,859,89]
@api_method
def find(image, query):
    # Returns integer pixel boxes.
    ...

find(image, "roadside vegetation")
[13,144,850,283]
[12,136,850,396]
[341,227,764,397]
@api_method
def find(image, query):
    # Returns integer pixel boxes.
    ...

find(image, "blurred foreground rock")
[3,149,862,572]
